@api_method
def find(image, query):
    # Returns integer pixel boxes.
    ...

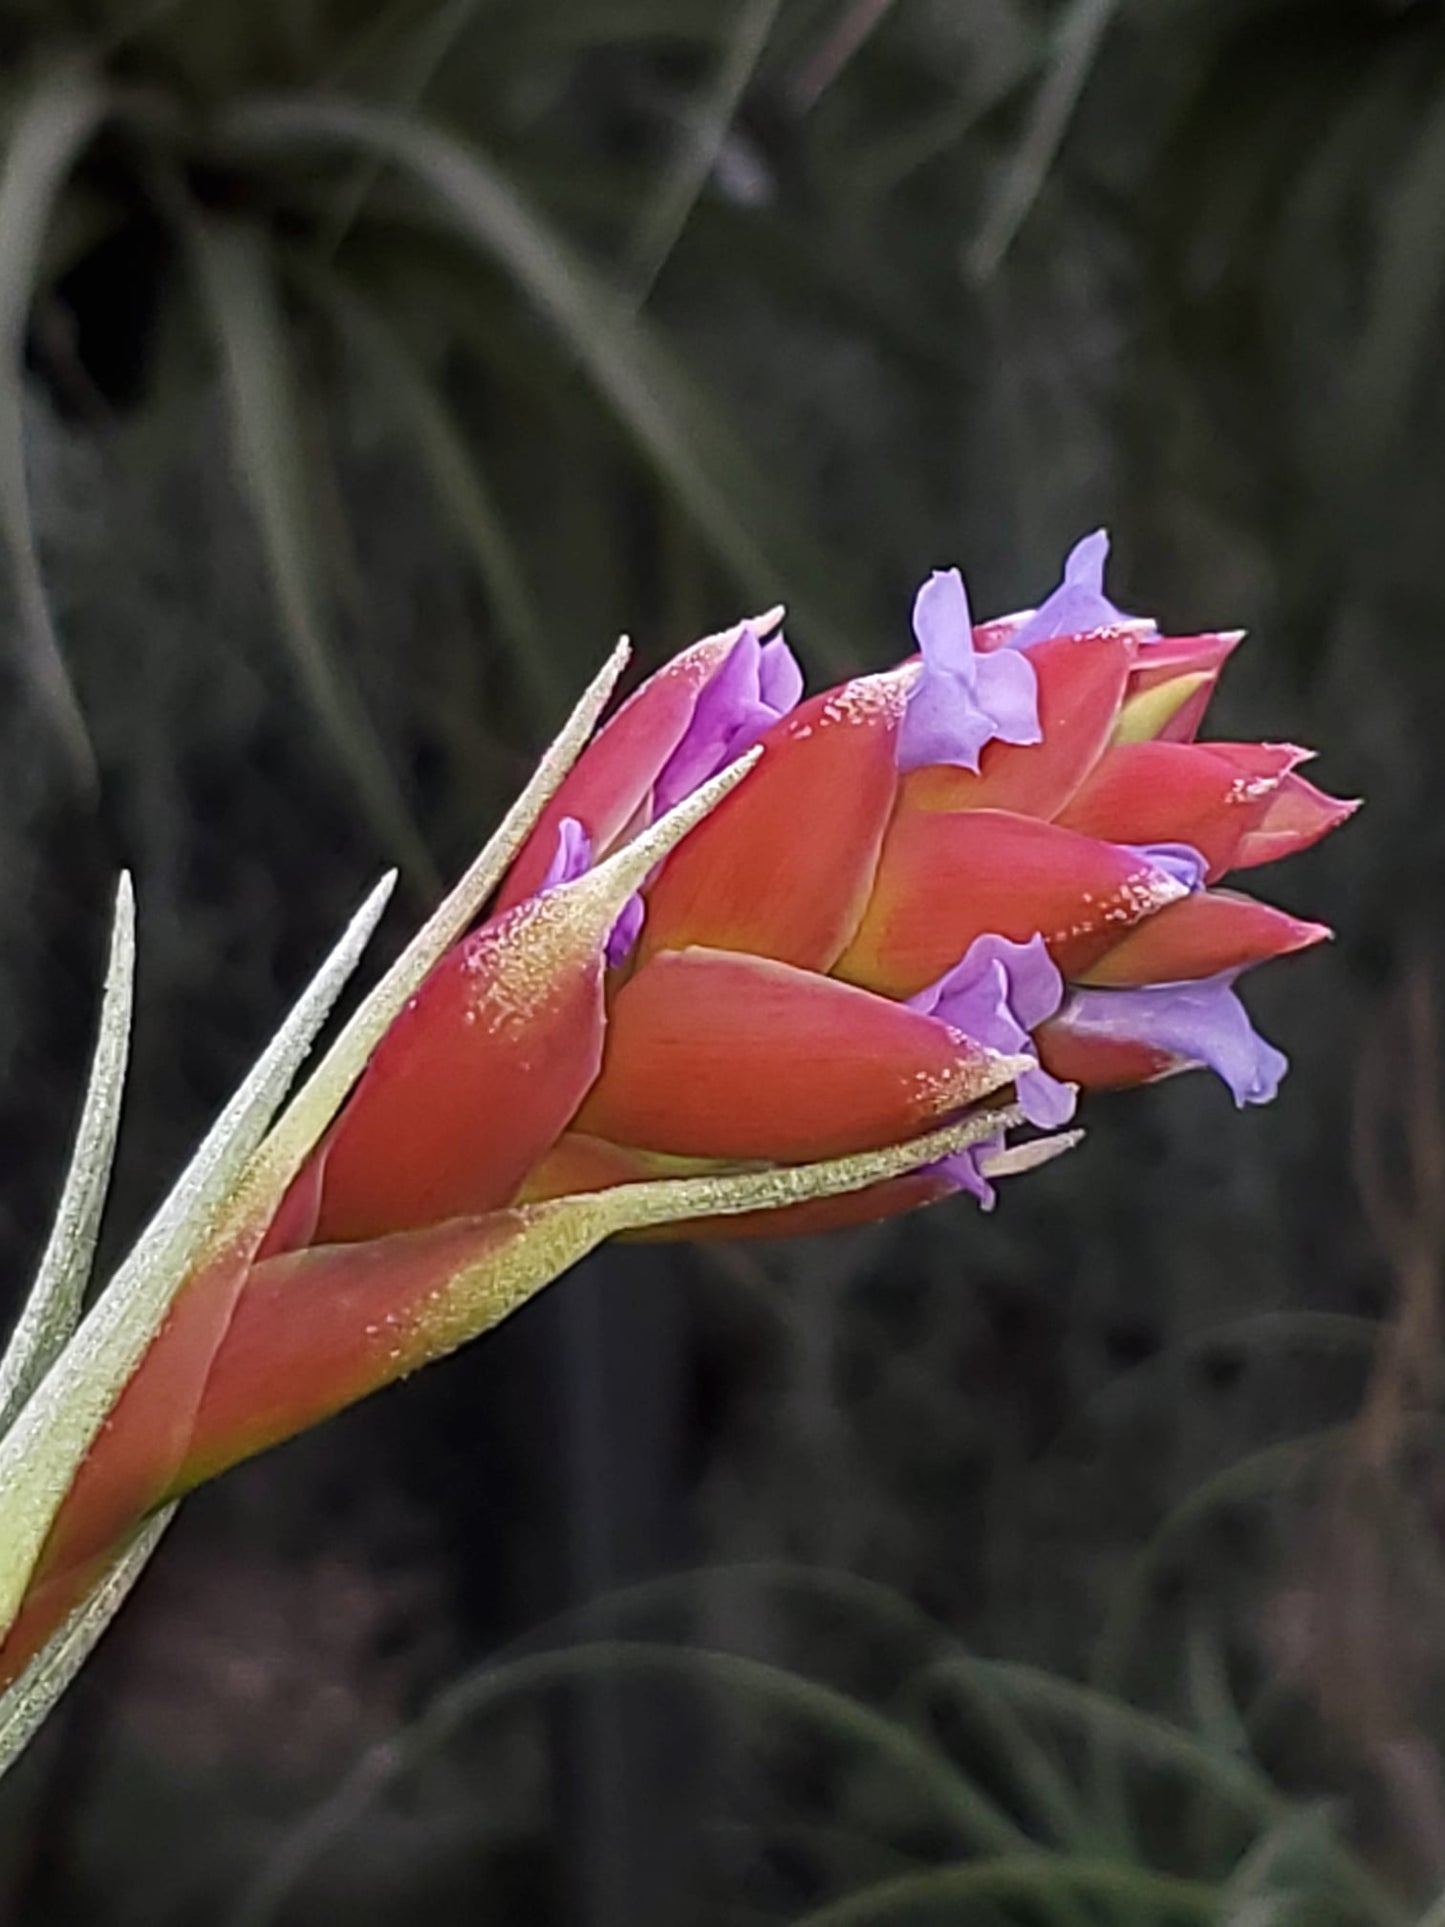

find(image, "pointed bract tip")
[969,1049,1050,1102]
[980,1127,1083,1179]
[584,743,765,904]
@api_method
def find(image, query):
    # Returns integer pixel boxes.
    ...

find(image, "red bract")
[230,531,1355,1372]
[0,533,1355,1693]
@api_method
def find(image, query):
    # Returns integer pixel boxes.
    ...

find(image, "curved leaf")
[0,871,396,1640]
[0,59,107,788]
[0,1504,175,1783]
[218,92,862,672]
[0,874,134,1438]
[186,212,436,884]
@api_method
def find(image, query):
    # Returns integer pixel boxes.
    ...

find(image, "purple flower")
[911,932,1075,1129]
[1054,973,1288,1106]
[1007,530,1158,651]
[1127,843,1208,894]
[653,626,804,816]
[910,932,1076,1209]
[898,569,1042,773]
[605,893,646,969]
[935,1140,1007,1210]
[540,816,645,966]
[540,815,593,891]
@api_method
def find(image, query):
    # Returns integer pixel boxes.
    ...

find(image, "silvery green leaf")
[0,872,396,1639]
[0,874,135,1439]
[0,1504,176,1783]
[0,633,629,1649]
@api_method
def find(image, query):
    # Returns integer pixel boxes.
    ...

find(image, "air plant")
[0,533,1351,1772]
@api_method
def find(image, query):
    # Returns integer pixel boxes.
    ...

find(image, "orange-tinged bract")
[1076,890,1330,987]
[1054,740,1312,879]
[835,807,1194,995]
[575,946,1007,1161]
[304,885,609,1244]
[0,531,1354,1694]
[636,673,909,973]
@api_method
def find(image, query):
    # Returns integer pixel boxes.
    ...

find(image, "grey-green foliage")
[219,1567,1408,1927]
[0,0,888,865]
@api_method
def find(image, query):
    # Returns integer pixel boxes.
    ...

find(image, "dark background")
[0,1,1441,1921]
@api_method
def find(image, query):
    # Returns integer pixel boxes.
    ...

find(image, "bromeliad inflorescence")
[0,533,1354,1721]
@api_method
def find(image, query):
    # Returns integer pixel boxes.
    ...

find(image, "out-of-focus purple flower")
[653,626,803,815]
[1049,972,1287,1105]
[899,569,1042,773]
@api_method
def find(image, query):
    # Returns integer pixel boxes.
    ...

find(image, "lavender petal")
[910,933,1075,1129]
[541,816,593,892]
[900,569,1041,773]
[935,1142,1001,1211]
[653,625,803,815]
[606,893,646,969]
[1009,529,1143,650]
[1125,842,1209,894]
[759,637,804,713]
[912,567,976,677]
[1058,974,1288,1105]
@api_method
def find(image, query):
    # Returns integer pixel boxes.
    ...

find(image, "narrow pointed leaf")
[792,1857,1219,1926]
[230,639,633,1228]
[1231,771,1361,869]
[297,259,557,728]
[1080,890,1331,987]
[25,744,768,1599]
[176,1103,1031,1493]
[21,647,640,1584]
[1056,740,1307,878]
[967,0,1121,281]
[0,1505,175,1783]
[495,626,749,914]
[624,0,784,299]
[0,874,134,1438]
[0,872,395,1641]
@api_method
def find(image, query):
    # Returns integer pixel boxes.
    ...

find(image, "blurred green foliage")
[1,0,1445,1922]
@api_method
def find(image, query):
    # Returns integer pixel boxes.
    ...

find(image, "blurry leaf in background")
[0,57,108,790]
[0,0,881,865]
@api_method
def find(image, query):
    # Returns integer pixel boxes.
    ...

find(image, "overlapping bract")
[304,530,1351,1233]
[0,534,1353,1691]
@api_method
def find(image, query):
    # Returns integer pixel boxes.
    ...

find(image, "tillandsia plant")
[0,533,1353,1767]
